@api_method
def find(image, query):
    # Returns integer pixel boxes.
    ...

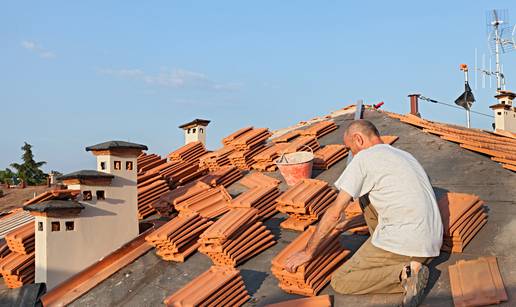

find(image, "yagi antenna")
[486,9,515,91]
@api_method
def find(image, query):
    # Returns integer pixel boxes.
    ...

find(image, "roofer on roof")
[285,119,443,307]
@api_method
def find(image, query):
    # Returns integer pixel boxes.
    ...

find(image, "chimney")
[490,90,516,132]
[408,94,421,117]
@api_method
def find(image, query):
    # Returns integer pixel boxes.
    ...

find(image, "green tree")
[10,142,47,185]
[0,168,16,184]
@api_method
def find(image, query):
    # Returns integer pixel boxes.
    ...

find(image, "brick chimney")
[408,94,421,117]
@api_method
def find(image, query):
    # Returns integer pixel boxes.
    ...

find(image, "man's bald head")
[344,120,380,138]
[343,120,382,155]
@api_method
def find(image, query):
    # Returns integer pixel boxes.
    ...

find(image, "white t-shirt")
[334,144,443,257]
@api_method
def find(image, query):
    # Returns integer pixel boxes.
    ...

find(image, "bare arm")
[284,191,352,272]
[304,191,353,255]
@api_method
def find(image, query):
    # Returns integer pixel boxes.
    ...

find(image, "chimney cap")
[179,119,211,129]
[85,140,148,152]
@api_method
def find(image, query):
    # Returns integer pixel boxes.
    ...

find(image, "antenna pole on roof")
[461,65,471,128]
[346,99,364,165]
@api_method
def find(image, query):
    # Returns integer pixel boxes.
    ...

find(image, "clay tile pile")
[0,251,35,288]
[199,208,276,266]
[253,143,289,172]
[283,136,321,153]
[199,165,243,188]
[222,126,253,146]
[271,226,350,296]
[386,112,516,172]
[174,185,232,219]
[380,135,399,145]
[137,153,167,173]
[0,222,36,288]
[5,222,35,254]
[0,241,10,259]
[23,189,80,206]
[265,294,332,307]
[230,128,272,151]
[137,175,169,219]
[437,192,487,253]
[199,146,235,171]
[276,179,337,231]
[313,144,349,170]
[449,256,507,306]
[163,266,250,306]
[272,130,302,143]
[230,186,282,220]
[151,181,211,217]
[299,121,338,139]
[145,213,213,262]
[228,145,267,170]
[239,172,281,189]
[167,141,208,163]
[343,200,369,235]
[222,127,271,170]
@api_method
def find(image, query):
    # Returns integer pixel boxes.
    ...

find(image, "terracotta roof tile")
[264,295,332,307]
[199,208,276,266]
[449,256,507,306]
[313,144,348,170]
[299,121,338,139]
[163,266,250,306]
[239,172,281,189]
[173,186,232,219]
[230,186,281,220]
[167,141,208,163]
[198,165,243,187]
[272,227,350,296]
[437,192,488,253]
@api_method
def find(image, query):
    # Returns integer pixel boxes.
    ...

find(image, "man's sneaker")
[401,263,429,307]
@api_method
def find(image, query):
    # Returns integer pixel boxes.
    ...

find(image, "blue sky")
[1,1,515,173]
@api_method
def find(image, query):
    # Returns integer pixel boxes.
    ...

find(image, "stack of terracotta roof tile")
[239,172,281,189]
[199,208,276,266]
[230,186,282,220]
[272,130,302,143]
[253,143,289,171]
[265,295,332,307]
[343,200,368,235]
[449,256,507,306]
[313,144,348,169]
[230,128,272,151]
[387,112,516,172]
[300,121,338,139]
[199,165,243,187]
[0,241,10,259]
[23,189,80,206]
[438,192,487,253]
[145,213,213,262]
[137,153,165,173]
[0,223,36,288]
[151,181,211,217]
[137,176,169,219]
[167,141,208,163]
[277,179,337,231]
[222,126,253,146]
[0,251,35,288]
[271,227,350,296]
[5,222,35,255]
[380,135,399,145]
[228,145,267,170]
[174,185,232,219]
[163,266,250,306]
[283,136,320,153]
[199,147,235,171]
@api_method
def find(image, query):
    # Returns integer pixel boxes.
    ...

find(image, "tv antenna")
[486,9,515,91]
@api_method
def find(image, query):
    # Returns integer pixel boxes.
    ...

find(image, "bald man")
[285,120,443,307]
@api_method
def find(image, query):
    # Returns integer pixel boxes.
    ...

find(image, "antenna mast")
[487,9,516,92]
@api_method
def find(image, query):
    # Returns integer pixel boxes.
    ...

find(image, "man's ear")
[353,133,364,146]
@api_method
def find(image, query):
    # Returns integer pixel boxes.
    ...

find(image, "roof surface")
[57,170,114,181]
[24,199,85,212]
[70,109,516,306]
[178,119,211,129]
[85,141,148,151]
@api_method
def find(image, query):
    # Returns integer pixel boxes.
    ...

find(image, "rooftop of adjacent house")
[178,118,211,129]
[62,108,515,306]
[57,170,115,181]
[85,140,148,152]
[23,199,85,213]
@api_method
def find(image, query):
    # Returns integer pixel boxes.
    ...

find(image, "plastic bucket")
[276,150,314,186]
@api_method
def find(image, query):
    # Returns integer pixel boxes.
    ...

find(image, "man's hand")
[284,250,313,273]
